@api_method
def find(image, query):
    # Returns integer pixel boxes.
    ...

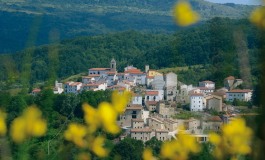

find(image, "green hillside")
[0,0,256,53]
[0,18,262,91]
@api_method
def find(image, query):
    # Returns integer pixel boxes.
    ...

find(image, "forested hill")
[0,18,262,90]
[0,0,255,53]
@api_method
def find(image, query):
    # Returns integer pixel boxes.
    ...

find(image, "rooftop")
[146,101,158,105]
[225,76,235,80]
[89,68,110,71]
[146,91,159,95]
[130,128,152,133]
[227,89,252,93]
[207,116,222,122]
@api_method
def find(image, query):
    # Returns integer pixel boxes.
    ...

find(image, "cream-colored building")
[148,117,165,130]
[164,119,178,131]
[146,101,158,112]
[205,95,222,112]
[130,128,154,142]
[131,119,144,129]
[226,89,252,102]
[202,116,222,132]
[155,129,170,141]
[118,104,142,127]
[184,118,201,133]
[157,101,175,118]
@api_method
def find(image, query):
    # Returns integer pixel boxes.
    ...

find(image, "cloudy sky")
[205,0,262,5]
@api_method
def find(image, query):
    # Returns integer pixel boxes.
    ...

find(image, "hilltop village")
[33,59,253,142]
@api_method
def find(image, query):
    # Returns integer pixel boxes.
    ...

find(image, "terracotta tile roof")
[132,119,144,122]
[155,129,169,133]
[66,82,82,86]
[146,101,158,105]
[147,75,154,79]
[225,76,235,80]
[201,80,214,84]
[83,83,100,87]
[89,68,110,71]
[32,88,41,93]
[207,116,222,122]
[126,105,142,110]
[149,117,163,123]
[125,69,144,74]
[227,89,252,93]
[82,76,93,79]
[88,74,101,77]
[130,128,152,133]
[146,91,159,95]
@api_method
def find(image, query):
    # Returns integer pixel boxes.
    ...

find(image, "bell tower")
[110,58,116,72]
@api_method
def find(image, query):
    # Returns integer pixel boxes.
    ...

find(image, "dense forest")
[0,17,261,91]
[0,0,255,53]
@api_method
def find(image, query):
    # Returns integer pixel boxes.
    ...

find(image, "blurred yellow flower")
[173,0,200,26]
[250,7,265,28]
[91,136,108,157]
[143,148,156,160]
[64,123,87,148]
[10,117,27,143]
[10,106,47,143]
[209,118,253,159]
[98,102,120,134]
[83,103,100,133]
[112,91,131,114]
[65,91,131,158]
[0,110,7,136]
[160,130,200,160]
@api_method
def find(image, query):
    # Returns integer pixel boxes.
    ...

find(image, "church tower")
[110,58,116,72]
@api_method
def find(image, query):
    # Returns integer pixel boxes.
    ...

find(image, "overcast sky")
[205,0,262,5]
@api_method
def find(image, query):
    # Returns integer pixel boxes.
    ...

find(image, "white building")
[226,89,252,102]
[88,68,111,76]
[81,83,107,91]
[131,94,142,105]
[151,75,165,90]
[145,90,160,102]
[199,80,215,89]
[165,72,178,101]
[64,82,82,94]
[130,128,154,142]
[198,87,214,94]
[190,93,204,111]
[82,76,95,84]
[53,81,64,94]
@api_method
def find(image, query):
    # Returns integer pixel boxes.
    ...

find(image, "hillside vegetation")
[0,0,256,53]
[0,18,262,91]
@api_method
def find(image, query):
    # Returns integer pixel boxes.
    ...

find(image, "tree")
[110,138,144,160]
[145,137,162,157]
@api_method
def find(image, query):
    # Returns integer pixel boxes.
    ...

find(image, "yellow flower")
[250,7,265,28]
[91,136,108,157]
[143,148,156,160]
[209,133,221,145]
[98,102,120,134]
[64,123,87,148]
[10,117,27,143]
[160,131,200,160]
[173,0,200,26]
[10,106,47,143]
[82,103,100,133]
[0,110,7,136]
[112,91,131,114]
[209,118,253,159]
